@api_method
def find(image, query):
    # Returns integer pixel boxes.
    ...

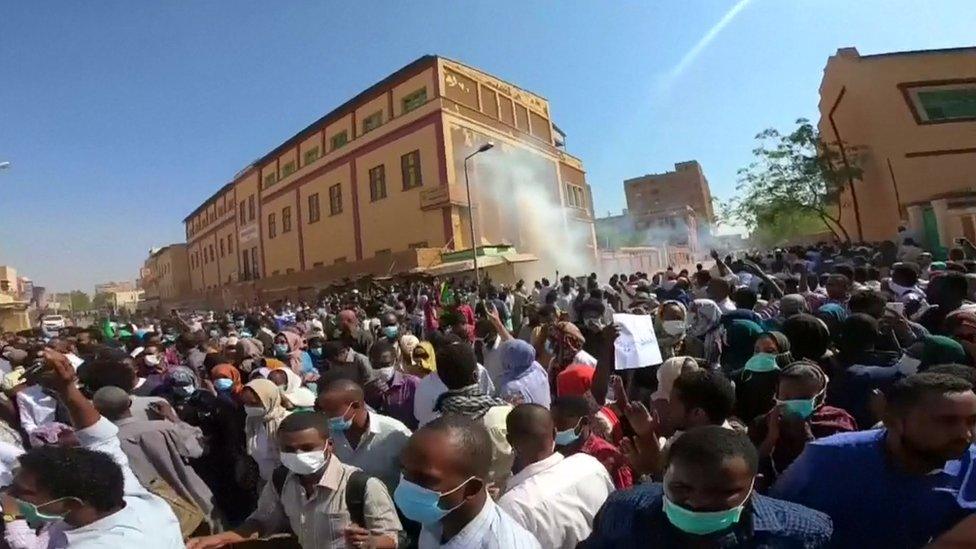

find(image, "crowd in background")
[3,236,976,547]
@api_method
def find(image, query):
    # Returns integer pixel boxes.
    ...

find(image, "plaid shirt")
[581,483,832,548]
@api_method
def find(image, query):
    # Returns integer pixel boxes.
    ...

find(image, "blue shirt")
[770,429,975,548]
[419,496,541,549]
[581,483,832,548]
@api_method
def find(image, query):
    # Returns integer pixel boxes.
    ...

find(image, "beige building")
[819,46,976,250]
[0,266,18,297]
[182,55,596,307]
[139,244,192,312]
[624,161,714,231]
[0,266,29,332]
[95,281,135,295]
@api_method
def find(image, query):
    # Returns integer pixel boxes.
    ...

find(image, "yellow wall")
[299,163,357,267]
[262,190,301,277]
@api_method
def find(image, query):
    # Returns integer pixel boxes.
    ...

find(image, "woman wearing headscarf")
[946,309,976,364]
[497,339,550,408]
[654,300,688,360]
[546,321,597,380]
[408,341,437,377]
[730,331,792,423]
[398,334,420,371]
[649,356,700,440]
[721,319,763,373]
[234,337,265,376]
[210,363,243,402]
[170,365,254,523]
[241,378,290,481]
[684,299,723,368]
[272,331,306,374]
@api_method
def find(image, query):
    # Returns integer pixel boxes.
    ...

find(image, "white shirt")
[481,336,504,390]
[332,411,412,494]
[414,365,496,427]
[0,440,23,487]
[717,297,737,314]
[32,417,183,548]
[420,495,540,549]
[16,385,58,438]
[499,452,613,549]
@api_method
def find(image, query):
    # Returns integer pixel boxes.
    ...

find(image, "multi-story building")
[819,46,976,248]
[0,266,18,297]
[183,55,596,307]
[139,244,192,312]
[624,161,714,232]
[94,281,135,295]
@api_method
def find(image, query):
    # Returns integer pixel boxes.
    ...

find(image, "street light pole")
[463,142,495,292]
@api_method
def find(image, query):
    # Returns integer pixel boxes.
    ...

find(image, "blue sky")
[1,1,974,292]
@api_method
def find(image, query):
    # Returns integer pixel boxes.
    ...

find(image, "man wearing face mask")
[772,373,976,547]
[187,411,402,549]
[317,379,412,496]
[581,426,832,547]
[500,404,613,549]
[368,340,421,429]
[551,396,633,490]
[396,414,541,548]
[379,312,401,343]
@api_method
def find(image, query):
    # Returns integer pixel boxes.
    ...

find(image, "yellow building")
[139,244,192,312]
[183,55,596,307]
[819,46,976,248]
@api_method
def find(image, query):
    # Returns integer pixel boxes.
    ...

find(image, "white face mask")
[280,450,328,475]
[244,406,266,418]
[375,366,395,384]
[662,320,687,337]
[895,354,922,376]
[662,280,678,291]
[144,354,160,367]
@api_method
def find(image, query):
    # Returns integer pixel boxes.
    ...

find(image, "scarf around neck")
[433,384,507,419]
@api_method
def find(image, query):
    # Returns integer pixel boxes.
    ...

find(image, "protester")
[551,395,633,490]
[241,378,290,481]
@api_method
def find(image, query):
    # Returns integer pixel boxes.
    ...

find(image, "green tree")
[69,290,91,311]
[91,293,110,310]
[723,118,862,243]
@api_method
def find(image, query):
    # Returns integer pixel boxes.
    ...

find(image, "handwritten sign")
[612,313,663,370]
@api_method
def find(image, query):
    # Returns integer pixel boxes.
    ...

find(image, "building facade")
[623,161,714,232]
[183,55,596,307]
[139,244,192,312]
[819,46,976,249]
[94,281,135,295]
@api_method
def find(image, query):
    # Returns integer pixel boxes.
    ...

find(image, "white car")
[42,315,67,330]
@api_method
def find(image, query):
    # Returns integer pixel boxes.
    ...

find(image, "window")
[330,131,348,151]
[227,236,233,254]
[401,150,422,190]
[304,146,320,165]
[251,247,260,278]
[910,85,976,123]
[248,195,256,221]
[281,161,296,178]
[239,202,246,224]
[268,213,277,238]
[408,241,429,249]
[282,206,292,233]
[263,172,277,189]
[210,245,215,261]
[369,165,387,201]
[362,111,383,134]
[308,193,321,223]
[219,239,225,257]
[329,184,342,215]
[242,251,250,279]
[402,88,427,113]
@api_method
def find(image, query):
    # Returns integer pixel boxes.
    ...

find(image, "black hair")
[779,361,827,390]
[672,369,736,424]
[278,411,330,439]
[320,378,364,402]
[732,287,757,310]
[19,446,124,512]
[322,340,347,360]
[834,265,854,281]
[666,425,759,475]
[423,414,492,478]
[435,343,478,390]
[203,352,228,371]
[550,395,594,419]
[925,364,976,386]
[837,313,880,355]
[892,262,920,285]
[77,360,135,394]
[849,290,887,318]
[368,339,397,363]
[886,373,973,416]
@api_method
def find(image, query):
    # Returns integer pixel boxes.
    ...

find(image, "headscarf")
[276,331,305,374]
[412,341,437,374]
[688,299,723,366]
[782,313,831,363]
[655,300,688,357]
[759,331,791,354]
[166,366,198,390]
[816,303,849,339]
[550,321,586,368]
[210,364,242,395]
[779,294,809,318]
[243,378,290,453]
[498,339,550,407]
[651,356,699,401]
[722,319,764,371]
[500,339,537,379]
[919,335,967,369]
[236,338,265,374]
[399,335,420,369]
[433,384,507,419]
[264,358,287,370]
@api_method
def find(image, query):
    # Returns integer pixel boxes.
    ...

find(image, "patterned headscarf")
[550,321,586,368]
[166,366,198,390]
[276,331,305,374]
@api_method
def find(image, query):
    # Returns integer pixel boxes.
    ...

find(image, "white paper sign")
[612,313,663,370]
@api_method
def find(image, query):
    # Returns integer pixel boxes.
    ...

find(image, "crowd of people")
[3,238,976,547]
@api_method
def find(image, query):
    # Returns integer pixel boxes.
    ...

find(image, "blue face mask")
[744,353,779,373]
[779,398,817,419]
[544,339,555,355]
[274,344,290,357]
[393,475,476,526]
[663,489,751,535]
[328,403,355,433]
[309,347,323,358]
[382,326,399,340]
[213,378,234,392]
[554,419,582,446]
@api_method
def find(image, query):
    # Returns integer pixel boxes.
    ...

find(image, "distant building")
[819,46,976,249]
[0,266,29,332]
[139,244,192,312]
[0,266,18,297]
[95,281,135,295]
[107,290,144,315]
[624,161,714,232]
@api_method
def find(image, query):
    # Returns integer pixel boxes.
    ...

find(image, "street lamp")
[463,142,494,291]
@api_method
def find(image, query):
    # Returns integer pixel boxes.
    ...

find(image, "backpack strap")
[272,465,290,496]
[345,470,371,526]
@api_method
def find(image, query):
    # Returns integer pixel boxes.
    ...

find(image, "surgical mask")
[174,385,195,397]
[15,496,77,524]
[663,487,752,536]
[375,366,395,384]
[213,378,234,392]
[895,354,921,376]
[382,326,399,339]
[244,405,266,417]
[584,317,607,332]
[744,353,779,373]
[144,354,160,367]
[329,403,354,432]
[274,344,290,357]
[309,347,323,358]
[393,475,476,526]
[778,398,817,419]
[662,320,687,337]
[280,450,329,475]
[555,418,582,446]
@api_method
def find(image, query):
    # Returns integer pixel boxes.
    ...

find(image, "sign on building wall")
[239,224,259,244]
